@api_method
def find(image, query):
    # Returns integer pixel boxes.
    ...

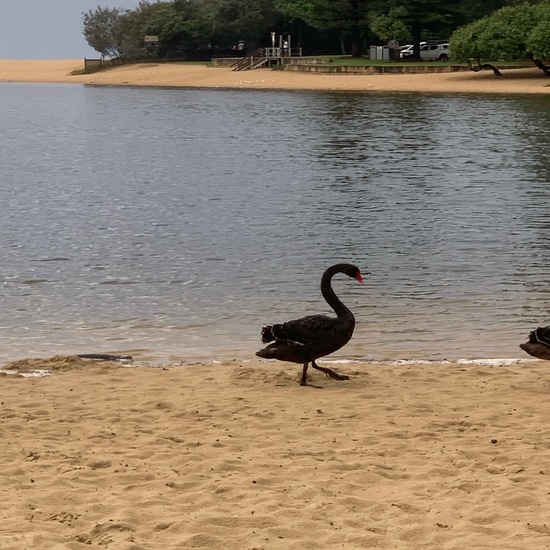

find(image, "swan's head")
[340,264,365,284]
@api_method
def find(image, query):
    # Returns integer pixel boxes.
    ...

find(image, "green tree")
[274,0,336,53]
[527,13,550,60]
[286,0,369,57]
[82,5,124,58]
[451,0,521,27]
[370,0,463,57]
[369,0,514,57]
[83,1,199,59]
[111,1,170,58]
[275,0,315,22]
[370,6,410,43]
[144,1,200,56]
[451,1,550,68]
[194,0,277,50]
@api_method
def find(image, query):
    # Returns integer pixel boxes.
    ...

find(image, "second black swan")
[520,326,550,361]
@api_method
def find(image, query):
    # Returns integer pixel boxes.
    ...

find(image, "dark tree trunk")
[351,34,363,57]
[533,58,550,76]
[468,58,502,76]
[349,0,362,57]
[411,22,422,60]
[339,35,347,55]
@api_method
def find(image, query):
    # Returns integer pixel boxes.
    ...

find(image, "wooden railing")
[232,48,283,71]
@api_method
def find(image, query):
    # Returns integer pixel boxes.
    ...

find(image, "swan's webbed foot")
[311,360,350,381]
[324,369,350,381]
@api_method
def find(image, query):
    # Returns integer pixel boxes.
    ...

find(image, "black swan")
[256,263,364,385]
[520,327,550,361]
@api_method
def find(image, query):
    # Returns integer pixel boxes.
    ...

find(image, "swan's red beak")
[355,272,364,285]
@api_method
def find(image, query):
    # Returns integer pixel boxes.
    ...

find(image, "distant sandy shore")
[2,354,550,549]
[0,59,549,94]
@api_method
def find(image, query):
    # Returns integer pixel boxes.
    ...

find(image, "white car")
[399,44,415,58]
[400,42,450,61]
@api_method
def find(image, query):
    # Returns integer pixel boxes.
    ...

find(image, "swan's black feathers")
[267,314,339,346]
[256,263,363,384]
[530,327,550,347]
[520,326,550,361]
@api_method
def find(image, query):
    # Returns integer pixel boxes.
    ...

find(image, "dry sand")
[0,59,549,94]
[2,355,550,549]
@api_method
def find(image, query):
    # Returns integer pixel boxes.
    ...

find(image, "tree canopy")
[450,1,550,64]
[298,0,370,57]
[368,0,518,59]
[197,0,277,51]
[83,5,124,58]
[82,0,550,62]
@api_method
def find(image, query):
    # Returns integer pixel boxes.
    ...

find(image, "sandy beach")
[0,59,549,94]
[2,355,550,549]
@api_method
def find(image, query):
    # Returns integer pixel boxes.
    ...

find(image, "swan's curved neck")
[321,266,353,318]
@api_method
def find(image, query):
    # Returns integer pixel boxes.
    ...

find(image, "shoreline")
[1,354,533,378]
[0,338,533,371]
[0,59,549,94]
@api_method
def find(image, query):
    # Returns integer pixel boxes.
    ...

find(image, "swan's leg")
[311,360,350,381]
[300,363,309,386]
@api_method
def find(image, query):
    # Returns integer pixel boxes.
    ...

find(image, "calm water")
[1,82,549,363]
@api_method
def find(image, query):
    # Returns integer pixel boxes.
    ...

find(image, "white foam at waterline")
[1,369,52,378]
[457,358,531,366]
[257,357,531,367]
[0,357,535,377]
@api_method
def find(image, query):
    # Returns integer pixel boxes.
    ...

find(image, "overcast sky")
[0,0,142,59]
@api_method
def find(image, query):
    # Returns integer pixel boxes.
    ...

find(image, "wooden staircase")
[232,48,280,71]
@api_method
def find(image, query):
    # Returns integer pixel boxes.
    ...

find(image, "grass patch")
[318,55,531,68]
[322,56,458,67]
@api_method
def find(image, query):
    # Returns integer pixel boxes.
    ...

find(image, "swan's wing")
[272,314,337,346]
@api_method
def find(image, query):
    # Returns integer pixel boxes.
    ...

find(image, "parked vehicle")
[400,41,450,61]
[399,44,415,58]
